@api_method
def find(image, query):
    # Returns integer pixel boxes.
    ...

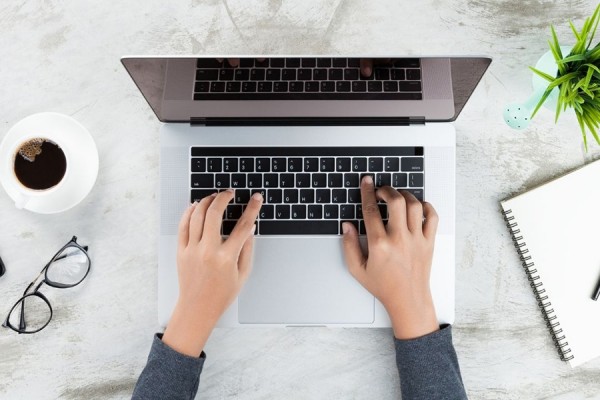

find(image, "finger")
[227,58,240,67]
[375,186,407,235]
[360,58,373,77]
[237,231,255,284]
[422,202,439,240]
[189,194,217,243]
[401,191,424,233]
[342,222,367,285]
[178,202,198,249]
[360,175,386,240]
[202,189,235,244]
[224,192,263,253]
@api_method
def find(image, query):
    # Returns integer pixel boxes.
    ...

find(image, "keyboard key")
[258,81,273,92]
[297,69,312,80]
[359,220,366,235]
[247,174,262,188]
[348,189,361,203]
[259,220,338,235]
[391,69,406,80]
[407,69,421,80]
[375,69,389,80]
[219,69,234,80]
[394,59,420,68]
[367,81,382,92]
[342,220,359,233]
[332,58,346,67]
[340,204,354,219]
[281,69,296,80]
[191,189,216,202]
[378,204,388,219]
[191,158,206,172]
[337,158,351,172]
[356,204,363,219]
[312,173,327,187]
[287,157,302,171]
[256,158,270,172]
[385,157,400,171]
[250,69,265,80]
[305,81,319,92]
[383,81,398,92]
[368,157,384,172]
[289,81,303,92]
[252,188,266,199]
[344,173,359,187]
[267,189,283,203]
[304,158,319,172]
[352,81,367,92]
[401,157,424,171]
[336,81,351,92]
[409,173,424,187]
[331,189,347,203]
[400,81,422,92]
[324,205,338,219]
[266,69,281,80]
[195,82,210,92]
[263,173,278,188]
[259,204,275,219]
[328,173,343,187]
[316,189,330,203]
[226,82,241,92]
[222,221,237,236]
[255,59,269,68]
[240,158,254,172]
[313,69,328,80]
[392,173,408,188]
[197,59,223,68]
[347,58,360,67]
[196,69,219,80]
[226,204,243,220]
[270,58,285,67]
[344,69,359,80]
[321,81,335,92]
[223,158,238,172]
[231,174,246,188]
[239,58,254,68]
[207,158,222,172]
[234,69,250,80]
[274,82,288,92]
[299,189,314,203]
[286,58,301,67]
[276,204,290,219]
[352,158,367,172]
[376,173,392,187]
[296,173,311,188]
[210,82,225,92]
[320,158,335,172]
[292,205,306,219]
[329,69,343,80]
[317,58,331,67]
[308,205,322,219]
[301,58,316,67]
[235,189,251,204]
[280,173,295,188]
[272,158,286,172]
[284,189,299,203]
[406,189,424,201]
[242,81,257,92]
[191,174,214,188]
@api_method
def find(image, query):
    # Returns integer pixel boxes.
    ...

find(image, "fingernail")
[226,188,234,193]
[211,192,218,197]
[363,175,373,185]
[342,222,350,234]
[252,192,263,201]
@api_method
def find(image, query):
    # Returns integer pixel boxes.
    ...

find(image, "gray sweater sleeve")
[132,334,205,400]
[394,324,467,400]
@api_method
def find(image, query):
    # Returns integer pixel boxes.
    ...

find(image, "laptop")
[121,56,490,327]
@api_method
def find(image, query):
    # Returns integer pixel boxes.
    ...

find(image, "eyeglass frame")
[2,236,91,334]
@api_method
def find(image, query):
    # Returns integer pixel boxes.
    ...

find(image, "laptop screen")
[121,57,490,123]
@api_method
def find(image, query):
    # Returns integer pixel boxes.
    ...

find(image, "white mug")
[0,113,99,214]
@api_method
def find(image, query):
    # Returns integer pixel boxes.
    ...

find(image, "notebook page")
[502,160,600,367]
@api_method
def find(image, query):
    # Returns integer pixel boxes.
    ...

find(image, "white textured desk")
[1,1,600,399]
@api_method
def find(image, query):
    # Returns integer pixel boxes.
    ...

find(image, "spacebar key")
[259,221,339,235]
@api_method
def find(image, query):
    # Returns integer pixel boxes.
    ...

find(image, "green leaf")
[529,66,555,82]
[531,88,554,119]
[576,113,589,150]
[558,54,587,63]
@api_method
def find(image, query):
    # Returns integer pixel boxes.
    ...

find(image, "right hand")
[341,176,439,340]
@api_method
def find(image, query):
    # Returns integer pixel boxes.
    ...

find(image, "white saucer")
[0,113,99,214]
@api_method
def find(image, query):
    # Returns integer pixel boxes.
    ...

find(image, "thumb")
[342,222,367,284]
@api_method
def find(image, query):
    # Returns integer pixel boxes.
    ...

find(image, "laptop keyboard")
[193,58,423,101]
[190,147,425,235]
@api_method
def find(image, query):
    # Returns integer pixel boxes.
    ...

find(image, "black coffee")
[14,138,67,190]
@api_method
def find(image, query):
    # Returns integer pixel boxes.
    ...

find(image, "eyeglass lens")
[46,245,90,286]
[7,295,52,333]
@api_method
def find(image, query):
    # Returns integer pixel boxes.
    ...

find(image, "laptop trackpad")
[238,237,374,324]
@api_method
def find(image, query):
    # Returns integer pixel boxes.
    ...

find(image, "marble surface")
[1,0,600,399]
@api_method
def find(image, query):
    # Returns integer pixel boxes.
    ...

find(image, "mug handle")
[15,193,30,209]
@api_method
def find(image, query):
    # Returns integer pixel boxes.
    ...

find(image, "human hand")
[162,190,263,357]
[360,58,393,77]
[341,176,439,340]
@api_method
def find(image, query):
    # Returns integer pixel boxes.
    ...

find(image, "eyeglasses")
[3,236,91,334]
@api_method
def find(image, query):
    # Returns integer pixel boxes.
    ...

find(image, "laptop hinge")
[190,117,426,126]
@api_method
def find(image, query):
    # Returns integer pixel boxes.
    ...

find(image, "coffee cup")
[0,113,99,214]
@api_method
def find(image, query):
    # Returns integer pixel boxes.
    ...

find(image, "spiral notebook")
[501,160,600,368]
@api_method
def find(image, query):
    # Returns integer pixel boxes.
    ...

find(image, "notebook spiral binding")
[502,209,574,362]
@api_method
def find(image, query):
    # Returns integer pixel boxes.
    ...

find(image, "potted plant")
[529,4,600,150]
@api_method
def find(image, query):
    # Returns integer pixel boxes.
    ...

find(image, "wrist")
[162,300,219,357]
[384,293,439,340]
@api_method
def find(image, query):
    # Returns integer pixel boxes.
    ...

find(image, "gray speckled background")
[1,1,600,399]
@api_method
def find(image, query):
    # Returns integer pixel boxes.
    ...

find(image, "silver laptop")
[122,56,490,327]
